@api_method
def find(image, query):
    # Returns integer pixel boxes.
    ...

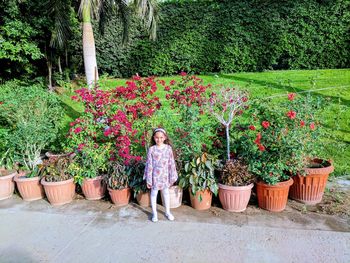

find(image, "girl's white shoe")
[165,213,174,221]
[151,215,158,222]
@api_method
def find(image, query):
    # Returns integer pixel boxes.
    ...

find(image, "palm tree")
[79,0,158,88]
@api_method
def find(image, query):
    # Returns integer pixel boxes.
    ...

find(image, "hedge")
[95,0,350,77]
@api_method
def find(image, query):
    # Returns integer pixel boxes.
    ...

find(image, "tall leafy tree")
[78,0,158,88]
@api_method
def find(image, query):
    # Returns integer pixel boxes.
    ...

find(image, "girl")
[144,128,178,222]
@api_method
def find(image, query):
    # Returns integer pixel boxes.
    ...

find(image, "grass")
[61,69,350,176]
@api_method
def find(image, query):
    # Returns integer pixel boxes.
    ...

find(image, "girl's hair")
[150,128,172,146]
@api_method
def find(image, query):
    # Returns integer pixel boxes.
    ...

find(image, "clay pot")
[289,159,334,205]
[256,178,293,212]
[0,170,17,200]
[136,191,150,207]
[108,187,131,206]
[189,189,212,210]
[81,176,106,200]
[14,174,45,201]
[161,186,183,208]
[218,183,254,212]
[41,178,76,206]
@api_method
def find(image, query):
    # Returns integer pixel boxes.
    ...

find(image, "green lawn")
[61,69,350,176]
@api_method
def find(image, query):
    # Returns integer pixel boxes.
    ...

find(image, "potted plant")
[14,166,45,201]
[239,93,328,211]
[128,160,150,206]
[218,158,256,212]
[0,83,63,178]
[67,141,110,201]
[105,161,131,206]
[180,153,219,210]
[40,155,76,206]
[285,94,334,204]
[0,149,17,200]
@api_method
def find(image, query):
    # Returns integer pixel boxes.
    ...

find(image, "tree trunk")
[58,56,62,74]
[226,125,230,161]
[82,3,99,89]
[47,60,53,91]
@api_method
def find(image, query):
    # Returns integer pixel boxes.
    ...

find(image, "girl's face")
[153,131,166,146]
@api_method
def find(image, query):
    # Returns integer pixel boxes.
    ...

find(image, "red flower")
[288,93,296,101]
[164,86,170,91]
[287,110,297,119]
[262,121,270,129]
[73,127,82,134]
[300,120,305,127]
[71,95,79,101]
[254,132,262,144]
[258,144,265,151]
[170,80,176,85]
[310,122,315,130]
[179,71,187,76]
[249,125,256,130]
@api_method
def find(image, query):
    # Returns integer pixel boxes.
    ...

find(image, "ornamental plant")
[67,75,161,166]
[179,152,220,198]
[160,72,213,160]
[239,93,322,185]
[206,85,249,161]
[0,82,63,171]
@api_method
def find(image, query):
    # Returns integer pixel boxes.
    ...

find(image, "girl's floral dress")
[144,144,178,190]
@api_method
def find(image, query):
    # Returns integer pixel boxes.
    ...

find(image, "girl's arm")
[144,147,153,188]
[168,146,178,185]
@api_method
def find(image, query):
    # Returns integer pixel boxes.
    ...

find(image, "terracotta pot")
[41,178,76,206]
[161,186,183,208]
[218,183,254,212]
[256,178,293,212]
[0,170,16,200]
[14,174,45,201]
[108,187,130,206]
[289,159,334,205]
[136,191,150,207]
[81,176,106,200]
[189,188,212,210]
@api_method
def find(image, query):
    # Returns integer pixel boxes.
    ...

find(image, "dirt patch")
[289,187,350,220]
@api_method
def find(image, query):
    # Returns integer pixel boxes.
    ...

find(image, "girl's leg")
[150,189,158,222]
[161,187,174,221]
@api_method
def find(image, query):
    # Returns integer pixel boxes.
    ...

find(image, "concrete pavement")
[0,195,349,263]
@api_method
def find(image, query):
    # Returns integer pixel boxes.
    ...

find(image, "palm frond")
[78,0,102,20]
[132,0,159,40]
[46,0,72,49]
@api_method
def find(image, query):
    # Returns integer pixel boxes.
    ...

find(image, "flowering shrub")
[239,93,321,185]
[160,73,213,160]
[67,75,161,171]
[206,85,248,161]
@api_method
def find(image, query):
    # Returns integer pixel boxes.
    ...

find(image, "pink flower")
[132,74,141,81]
[164,86,170,91]
[77,143,85,151]
[73,127,82,134]
[288,93,296,101]
[170,80,176,85]
[180,71,187,76]
[104,128,112,137]
[249,125,256,130]
[310,122,315,130]
[262,121,270,129]
[71,95,78,101]
[287,110,297,119]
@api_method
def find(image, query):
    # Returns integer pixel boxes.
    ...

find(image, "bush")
[95,0,350,77]
[0,81,63,170]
